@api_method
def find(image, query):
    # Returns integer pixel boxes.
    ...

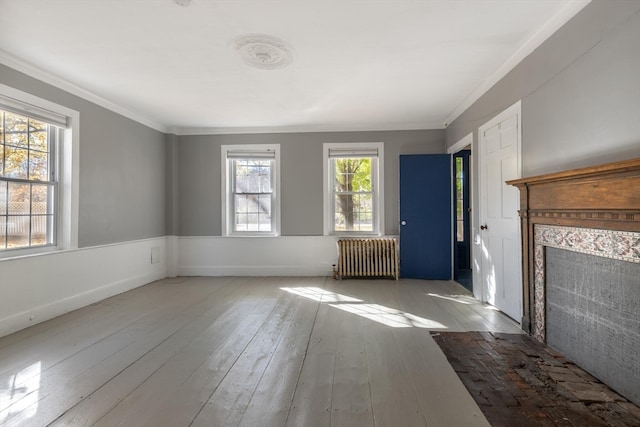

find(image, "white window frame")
[221,144,280,237]
[323,142,384,236]
[0,84,79,259]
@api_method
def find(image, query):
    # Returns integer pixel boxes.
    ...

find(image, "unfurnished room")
[0,1,639,426]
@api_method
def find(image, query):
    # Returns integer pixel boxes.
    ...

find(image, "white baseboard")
[0,237,168,337]
[179,265,333,277]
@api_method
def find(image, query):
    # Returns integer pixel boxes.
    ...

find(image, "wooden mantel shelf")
[507,158,640,233]
[506,158,640,334]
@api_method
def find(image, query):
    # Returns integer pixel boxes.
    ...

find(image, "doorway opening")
[453,149,472,291]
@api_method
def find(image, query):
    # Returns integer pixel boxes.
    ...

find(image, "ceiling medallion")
[232,34,293,70]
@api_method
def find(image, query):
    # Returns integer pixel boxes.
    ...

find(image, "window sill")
[329,232,382,237]
[0,245,61,261]
[223,233,280,238]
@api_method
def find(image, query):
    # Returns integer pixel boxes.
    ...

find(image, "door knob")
[401,220,407,226]
[480,225,488,230]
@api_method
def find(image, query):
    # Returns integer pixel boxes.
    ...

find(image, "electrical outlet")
[151,247,160,264]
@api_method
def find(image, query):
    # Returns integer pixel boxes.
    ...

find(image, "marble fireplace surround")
[532,224,639,341]
[507,158,640,340]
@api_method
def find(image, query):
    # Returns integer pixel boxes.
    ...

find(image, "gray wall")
[0,65,167,247]
[174,130,445,237]
[446,1,640,176]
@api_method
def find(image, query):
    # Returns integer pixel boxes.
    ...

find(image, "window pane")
[28,120,48,152]
[3,112,28,148]
[31,215,49,246]
[8,182,30,214]
[457,220,464,242]
[334,158,372,192]
[457,200,463,220]
[234,160,271,193]
[0,216,6,249]
[5,146,29,179]
[0,182,6,215]
[456,158,463,179]
[258,195,271,231]
[0,143,4,176]
[234,194,271,232]
[334,192,373,231]
[0,183,5,248]
[353,193,373,231]
[32,184,52,213]
[7,216,30,248]
[29,149,49,181]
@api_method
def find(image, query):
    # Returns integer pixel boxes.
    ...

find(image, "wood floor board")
[284,297,340,427]
[236,279,325,427]
[0,276,527,427]
[189,281,305,427]
[45,277,261,427]
[91,278,284,427]
[6,277,240,426]
[133,281,289,427]
[328,299,374,427]
[0,279,230,425]
[0,278,209,379]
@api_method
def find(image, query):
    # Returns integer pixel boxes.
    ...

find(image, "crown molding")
[443,0,591,128]
[170,121,445,136]
[0,51,169,133]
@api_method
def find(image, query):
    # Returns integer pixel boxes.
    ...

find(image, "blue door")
[399,154,451,279]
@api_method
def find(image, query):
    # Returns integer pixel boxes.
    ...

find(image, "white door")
[478,101,522,322]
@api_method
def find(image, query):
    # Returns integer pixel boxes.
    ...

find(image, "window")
[0,84,78,256]
[455,156,464,242]
[324,142,384,235]
[0,110,59,250]
[222,145,280,236]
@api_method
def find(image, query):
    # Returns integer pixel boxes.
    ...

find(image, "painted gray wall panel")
[176,130,444,236]
[0,65,167,247]
[546,247,640,406]
[165,134,179,236]
[445,1,640,176]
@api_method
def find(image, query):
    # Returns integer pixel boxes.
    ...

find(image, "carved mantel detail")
[506,158,640,338]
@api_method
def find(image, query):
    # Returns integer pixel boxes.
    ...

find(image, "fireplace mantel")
[507,158,640,334]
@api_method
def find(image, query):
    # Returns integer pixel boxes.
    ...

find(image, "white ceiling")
[0,0,589,135]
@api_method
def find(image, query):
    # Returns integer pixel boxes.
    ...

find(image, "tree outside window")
[333,157,374,232]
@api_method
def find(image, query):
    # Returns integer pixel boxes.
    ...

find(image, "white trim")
[0,236,167,337]
[171,122,444,136]
[444,0,590,127]
[221,144,281,237]
[448,132,473,154]
[323,142,384,236]
[0,83,79,256]
[166,235,179,277]
[0,51,168,133]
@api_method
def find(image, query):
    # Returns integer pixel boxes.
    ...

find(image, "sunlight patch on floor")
[280,287,362,303]
[427,293,477,305]
[0,361,41,423]
[281,287,447,329]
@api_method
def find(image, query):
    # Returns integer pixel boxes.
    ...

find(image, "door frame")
[448,133,474,291]
[477,100,523,318]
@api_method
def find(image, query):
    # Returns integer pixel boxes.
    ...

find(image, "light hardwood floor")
[0,277,521,427]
